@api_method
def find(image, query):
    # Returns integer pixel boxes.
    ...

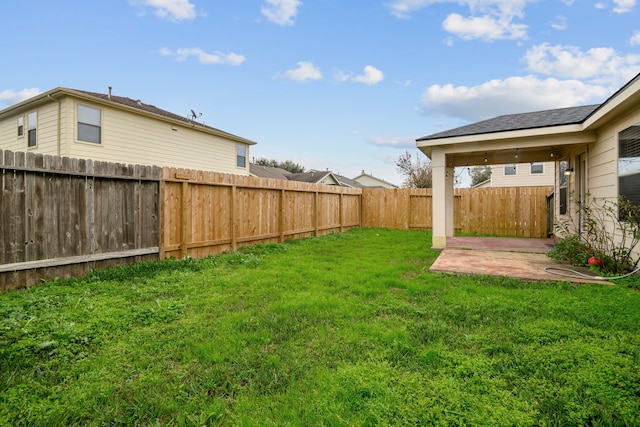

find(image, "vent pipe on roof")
[108,86,112,100]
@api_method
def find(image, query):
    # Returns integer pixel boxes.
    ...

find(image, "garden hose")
[544,266,640,281]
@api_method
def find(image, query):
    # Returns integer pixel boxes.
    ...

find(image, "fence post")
[230,185,237,251]
[180,180,189,258]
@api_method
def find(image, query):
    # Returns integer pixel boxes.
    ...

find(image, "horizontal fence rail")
[1,149,553,290]
[161,168,362,259]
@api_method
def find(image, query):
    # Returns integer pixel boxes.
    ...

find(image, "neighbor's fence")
[362,186,552,237]
[1,149,552,291]
[160,168,362,259]
[0,149,161,291]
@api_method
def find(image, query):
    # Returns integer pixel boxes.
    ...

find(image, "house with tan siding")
[417,72,640,264]
[474,162,555,188]
[353,171,398,188]
[0,88,256,174]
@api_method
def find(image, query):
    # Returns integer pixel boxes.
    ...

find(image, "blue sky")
[1,0,639,186]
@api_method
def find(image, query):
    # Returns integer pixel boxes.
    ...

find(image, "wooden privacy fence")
[1,149,553,290]
[361,186,552,238]
[0,149,161,291]
[161,168,362,259]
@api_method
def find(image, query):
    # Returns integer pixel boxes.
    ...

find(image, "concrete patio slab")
[430,238,612,285]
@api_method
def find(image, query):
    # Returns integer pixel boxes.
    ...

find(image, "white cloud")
[131,0,197,21]
[261,0,302,26]
[366,136,415,148]
[389,0,530,40]
[388,0,430,19]
[550,15,568,31]
[443,13,527,41]
[631,30,640,45]
[420,76,610,121]
[352,66,384,86]
[160,47,245,65]
[613,0,636,13]
[284,61,322,82]
[524,43,640,85]
[0,88,41,106]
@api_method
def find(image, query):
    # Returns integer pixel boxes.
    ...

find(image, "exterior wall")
[1,95,250,176]
[64,98,249,175]
[0,102,62,156]
[587,108,640,262]
[490,161,554,187]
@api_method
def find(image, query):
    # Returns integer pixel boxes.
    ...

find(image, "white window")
[530,162,544,174]
[77,105,101,143]
[619,121,640,210]
[27,112,37,147]
[504,164,516,176]
[236,144,247,168]
[17,116,24,137]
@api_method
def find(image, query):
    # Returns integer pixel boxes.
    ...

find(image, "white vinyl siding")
[67,103,250,175]
[490,162,554,187]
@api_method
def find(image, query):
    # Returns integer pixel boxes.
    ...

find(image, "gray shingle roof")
[74,89,248,142]
[417,104,601,141]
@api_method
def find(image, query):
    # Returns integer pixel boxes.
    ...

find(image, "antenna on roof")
[189,109,202,122]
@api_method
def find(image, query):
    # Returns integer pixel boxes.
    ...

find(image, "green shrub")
[548,234,591,266]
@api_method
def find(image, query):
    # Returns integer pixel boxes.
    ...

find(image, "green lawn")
[1,229,639,426]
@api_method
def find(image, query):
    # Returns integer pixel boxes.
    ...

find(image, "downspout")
[47,94,62,156]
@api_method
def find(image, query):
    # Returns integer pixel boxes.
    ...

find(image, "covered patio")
[416,105,601,250]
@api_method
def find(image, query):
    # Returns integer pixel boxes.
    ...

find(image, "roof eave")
[583,74,640,130]
[417,123,586,147]
[0,87,257,146]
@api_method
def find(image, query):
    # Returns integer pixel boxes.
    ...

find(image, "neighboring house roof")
[249,164,365,187]
[286,171,338,184]
[0,87,256,145]
[249,164,291,180]
[417,104,600,141]
[472,178,491,188]
[334,174,364,188]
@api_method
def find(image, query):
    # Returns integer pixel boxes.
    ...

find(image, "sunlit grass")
[1,228,639,426]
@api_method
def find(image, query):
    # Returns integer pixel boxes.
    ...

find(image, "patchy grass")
[1,228,639,426]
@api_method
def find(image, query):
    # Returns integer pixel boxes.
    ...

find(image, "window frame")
[618,121,640,217]
[504,164,517,176]
[27,111,37,148]
[77,104,102,144]
[236,144,247,168]
[530,162,544,174]
[17,116,24,137]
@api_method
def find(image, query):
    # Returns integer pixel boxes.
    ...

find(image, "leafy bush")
[548,234,591,266]
[553,194,640,275]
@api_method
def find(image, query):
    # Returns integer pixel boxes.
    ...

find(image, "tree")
[469,166,492,186]
[395,151,432,188]
[254,158,305,173]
